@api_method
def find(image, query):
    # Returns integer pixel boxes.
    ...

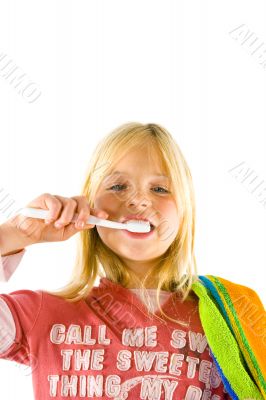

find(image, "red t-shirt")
[0,277,230,399]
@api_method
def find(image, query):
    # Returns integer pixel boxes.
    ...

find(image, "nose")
[125,189,152,209]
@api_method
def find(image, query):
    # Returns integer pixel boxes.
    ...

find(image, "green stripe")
[211,276,266,394]
[192,280,263,399]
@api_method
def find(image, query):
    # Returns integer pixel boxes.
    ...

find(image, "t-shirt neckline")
[96,277,178,319]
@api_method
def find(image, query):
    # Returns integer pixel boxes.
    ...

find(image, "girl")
[0,122,265,400]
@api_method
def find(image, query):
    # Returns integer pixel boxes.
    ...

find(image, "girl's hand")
[6,193,109,245]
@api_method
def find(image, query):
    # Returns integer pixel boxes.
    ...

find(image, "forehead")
[105,170,170,180]
[102,145,169,181]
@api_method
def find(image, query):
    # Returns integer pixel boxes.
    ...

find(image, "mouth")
[149,223,155,231]
[120,216,156,231]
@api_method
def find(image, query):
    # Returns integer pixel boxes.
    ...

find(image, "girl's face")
[93,146,179,277]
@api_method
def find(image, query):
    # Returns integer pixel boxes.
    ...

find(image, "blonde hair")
[44,122,200,327]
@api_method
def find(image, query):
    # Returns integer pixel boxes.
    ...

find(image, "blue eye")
[109,184,127,191]
[108,184,169,193]
[153,186,169,193]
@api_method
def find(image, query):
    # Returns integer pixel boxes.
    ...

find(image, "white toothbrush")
[18,207,151,233]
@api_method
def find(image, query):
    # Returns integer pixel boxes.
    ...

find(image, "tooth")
[127,220,148,223]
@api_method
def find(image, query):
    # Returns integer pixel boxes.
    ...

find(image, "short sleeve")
[0,289,43,365]
[0,249,26,282]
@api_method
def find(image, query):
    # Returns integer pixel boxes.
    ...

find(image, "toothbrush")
[18,207,151,233]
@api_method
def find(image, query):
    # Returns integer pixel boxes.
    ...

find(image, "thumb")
[94,209,109,219]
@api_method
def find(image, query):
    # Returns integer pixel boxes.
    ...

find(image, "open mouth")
[121,217,156,232]
[150,223,155,231]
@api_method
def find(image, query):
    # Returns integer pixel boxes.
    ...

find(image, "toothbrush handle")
[87,215,124,229]
[18,207,125,230]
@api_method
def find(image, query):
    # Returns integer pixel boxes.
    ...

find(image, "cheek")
[156,201,179,238]
[96,227,110,242]
[93,192,114,209]
[93,192,123,223]
[155,199,177,220]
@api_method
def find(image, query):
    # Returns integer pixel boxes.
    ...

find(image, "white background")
[0,0,265,398]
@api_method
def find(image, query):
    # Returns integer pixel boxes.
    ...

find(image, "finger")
[52,197,78,229]
[71,196,109,230]
[71,196,94,229]
[27,193,63,224]
[61,206,110,240]
[44,194,65,223]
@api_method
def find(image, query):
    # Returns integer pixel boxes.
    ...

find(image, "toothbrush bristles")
[126,220,151,233]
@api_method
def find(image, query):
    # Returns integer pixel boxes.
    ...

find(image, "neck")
[124,267,161,290]
[121,256,162,286]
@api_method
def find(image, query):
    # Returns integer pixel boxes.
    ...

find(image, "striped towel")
[191,275,266,399]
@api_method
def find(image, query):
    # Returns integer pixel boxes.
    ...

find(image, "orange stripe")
[218,277,266,380]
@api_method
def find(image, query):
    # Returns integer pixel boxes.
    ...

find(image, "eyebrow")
[105,171,170,180]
